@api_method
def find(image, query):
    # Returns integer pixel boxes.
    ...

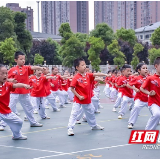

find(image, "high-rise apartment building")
[41,1,89,35]
[6,3,34,32]
[94,1,160,32]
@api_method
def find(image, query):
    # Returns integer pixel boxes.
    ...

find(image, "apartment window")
[140,35,143,39]
[145,35,149,39]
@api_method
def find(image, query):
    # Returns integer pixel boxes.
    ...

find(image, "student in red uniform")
[28,72,39,114]
[76,76,105,124]
[67,58,108,136]
[0,51,43,128]
[61,70,71,104]
[0,64,32,139]
[112,68,124,111]
[29,67,56,119]
[140,57,160,130]
[104,70,111,97]
[93,76,104,109]
[117,64,134,119]
[110,69,118,102]
[108,72,114,99]
[49,67,68,108]
[110,70,121,102]
[127,63,148,129]
[42,67,60,112]
[67,73,74,102]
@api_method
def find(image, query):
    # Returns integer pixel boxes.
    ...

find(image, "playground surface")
[0,86,159,159]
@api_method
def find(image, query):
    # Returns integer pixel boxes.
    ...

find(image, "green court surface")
[0,86,159,159]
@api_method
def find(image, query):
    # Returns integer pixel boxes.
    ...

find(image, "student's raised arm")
[140,77,156,96]
[31,66,44,70]
[93,73,109,77]
[13,83,32,89]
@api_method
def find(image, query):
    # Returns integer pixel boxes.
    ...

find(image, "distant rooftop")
[135,21,160,33]
[30,31,62,41]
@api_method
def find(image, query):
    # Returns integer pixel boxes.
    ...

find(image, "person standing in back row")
[49,67,68,108]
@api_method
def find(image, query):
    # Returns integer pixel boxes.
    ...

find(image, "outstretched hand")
[149,90,156,96]
[23,84,32,89]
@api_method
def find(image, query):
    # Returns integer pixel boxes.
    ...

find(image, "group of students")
[0,51,109,140]
[104,59,160,131]
[0,51,160,140]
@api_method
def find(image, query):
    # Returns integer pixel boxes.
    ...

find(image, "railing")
[5,65,156,74]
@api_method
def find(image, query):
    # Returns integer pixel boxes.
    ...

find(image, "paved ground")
[0,86,160,159]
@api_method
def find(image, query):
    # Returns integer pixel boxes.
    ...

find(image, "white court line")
[34,143,132,159]
[0,145,65,154]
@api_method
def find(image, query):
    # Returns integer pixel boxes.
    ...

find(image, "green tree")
[116,28,137,47]
[88,37,105,71]
[0,7,17,42]
[46,38,62,64]
[59,23,73,44]
[0,38,17,65]
[59,35,86,68]
[75,33,89,64]
[148,48,160,64]
[14,12,32,63]
[75,32,89,43]
[150,27,160,46]
[137,42,149,64]
[59,23,86,67]
[34,53,44,65]
[30,39,62,65]
[107,39,126,67]
[131,43,144,69]
[90,23,115,65]
[90,23,115,45]
[118,39,133,64]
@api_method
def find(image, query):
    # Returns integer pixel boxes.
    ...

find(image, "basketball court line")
[34,143,132,159]
[0,144,65,154]
[0,144,134,159]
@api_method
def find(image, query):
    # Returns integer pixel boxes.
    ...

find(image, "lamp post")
[89,61,92,71]
[36,1,40,32]
[106,61,109,73]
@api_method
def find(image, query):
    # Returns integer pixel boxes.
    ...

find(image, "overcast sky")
[0,0,94,32]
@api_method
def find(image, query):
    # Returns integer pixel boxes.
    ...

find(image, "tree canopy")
[14,11,32,64]
[150,27,160,46]
[0,7,17,42]
[88,36,105,71]
[90,23,115,45]
[0,38,17,65]
[34,53,44,65]
[148,48,160,64]
[131,43,144,69]
[116,28,137,47]
[107,39,126,67]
